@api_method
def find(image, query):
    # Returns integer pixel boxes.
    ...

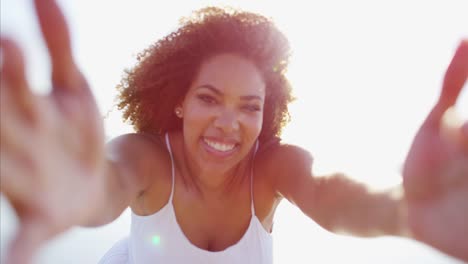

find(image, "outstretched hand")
[1,0,106,263]
[403,41,468,261]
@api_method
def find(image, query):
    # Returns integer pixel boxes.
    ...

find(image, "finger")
[427,40,468,128]
[0,81,37,141]
[0,104,37,199]
[439,40,468,109]
[0,38,36,119]
[0,150,35,201]
[33,0,84,91]
[0,95,37,197]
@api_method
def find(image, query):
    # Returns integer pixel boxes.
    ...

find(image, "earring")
[175,107,183,118]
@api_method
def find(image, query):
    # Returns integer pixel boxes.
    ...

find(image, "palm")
[1,1,106,263]
[403,41,468,261]
[14,88,105,232]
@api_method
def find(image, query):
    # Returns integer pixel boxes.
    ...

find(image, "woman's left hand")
[403,40,468,262]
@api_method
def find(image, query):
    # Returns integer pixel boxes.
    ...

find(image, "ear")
[174,106,183,118]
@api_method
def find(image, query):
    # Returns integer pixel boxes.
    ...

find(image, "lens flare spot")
[152,235,161,246]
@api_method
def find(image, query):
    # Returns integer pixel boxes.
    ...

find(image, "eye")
[197,94,217,105]
[242,104,262,112]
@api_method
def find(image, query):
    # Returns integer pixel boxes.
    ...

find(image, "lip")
[200,136,239,158]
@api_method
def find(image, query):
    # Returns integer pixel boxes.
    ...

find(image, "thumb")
[429,40,468,128]
[6,220,51,264]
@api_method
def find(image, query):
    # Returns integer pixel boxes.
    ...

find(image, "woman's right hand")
[1,0,107,263]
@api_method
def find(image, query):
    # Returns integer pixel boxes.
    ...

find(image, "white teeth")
[204,139,235,152]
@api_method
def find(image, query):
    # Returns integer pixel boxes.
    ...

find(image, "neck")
[184,152,251,201]
[171,133,252,201]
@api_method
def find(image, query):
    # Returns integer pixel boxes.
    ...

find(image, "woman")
[1,0,467,263]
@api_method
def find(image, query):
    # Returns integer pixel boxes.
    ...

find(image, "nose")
[214,109,240,133]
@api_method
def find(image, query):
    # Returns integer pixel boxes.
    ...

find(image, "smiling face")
[179,53,266,178]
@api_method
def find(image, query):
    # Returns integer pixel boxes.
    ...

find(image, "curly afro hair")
[117,6,294,142]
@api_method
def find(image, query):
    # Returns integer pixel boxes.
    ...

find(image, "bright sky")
[1,0,467,263]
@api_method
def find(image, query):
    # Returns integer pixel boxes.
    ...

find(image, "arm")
[82,133,161,227]
[0,1,163,262]
[299,173,408,237]
[267,144,409,237]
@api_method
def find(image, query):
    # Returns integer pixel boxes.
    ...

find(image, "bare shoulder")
[106,133,171,201]
[255,139,314,200]
[256,139,314,181]
[257,140,313,171]
[107,132,167,158]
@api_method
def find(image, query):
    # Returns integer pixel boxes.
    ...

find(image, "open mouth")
[202,137,238,155]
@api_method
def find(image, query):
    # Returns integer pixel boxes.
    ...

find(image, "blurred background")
[1,0,467,263]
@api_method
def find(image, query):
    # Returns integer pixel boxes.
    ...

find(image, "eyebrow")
[197,84,264,101]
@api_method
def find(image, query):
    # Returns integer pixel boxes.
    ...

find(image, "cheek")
[181,100,218,143]
[241,113,263,138]
[183,104,210,129]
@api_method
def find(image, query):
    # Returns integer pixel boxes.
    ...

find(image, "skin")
[178,53,265,192]
[1,0,467,263]
[131,54,270,251]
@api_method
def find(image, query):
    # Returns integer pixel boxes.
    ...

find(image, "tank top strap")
[250,140,260,215]
[165,133,176,204]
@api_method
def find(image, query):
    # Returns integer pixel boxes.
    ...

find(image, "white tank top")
[99,133,273,263]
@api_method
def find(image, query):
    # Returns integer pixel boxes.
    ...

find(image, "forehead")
[190,53,266,97]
